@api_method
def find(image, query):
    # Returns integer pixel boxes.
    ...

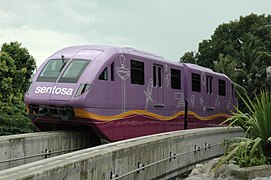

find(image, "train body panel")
[25,45,236,142]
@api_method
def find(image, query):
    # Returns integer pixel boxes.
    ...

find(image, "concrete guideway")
[0,131,92,170]
[0,127,244,180]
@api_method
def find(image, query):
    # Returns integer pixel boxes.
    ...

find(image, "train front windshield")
[37,59,68,82]
[37,59,90,83]
[59,60,90,83]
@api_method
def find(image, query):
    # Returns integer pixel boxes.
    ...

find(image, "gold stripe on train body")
[73,109,231,122]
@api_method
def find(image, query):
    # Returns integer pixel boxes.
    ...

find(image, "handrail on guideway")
[110,142,221,179]
[0,147,83,164]
[0,127,244,180]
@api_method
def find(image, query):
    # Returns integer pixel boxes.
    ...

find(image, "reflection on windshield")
[58,59,90,83]
[37,59,69,82]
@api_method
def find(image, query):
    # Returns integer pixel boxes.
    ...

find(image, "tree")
[1,42,36,94]
[0,52,16,106]
[180,13,271,98]
[0,42,36,135]
[180,51,197,64]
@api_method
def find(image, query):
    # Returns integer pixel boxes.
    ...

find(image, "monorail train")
[24,45,237,142]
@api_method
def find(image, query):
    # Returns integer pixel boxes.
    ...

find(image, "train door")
[153,64,164,106]
[206,75,215,114]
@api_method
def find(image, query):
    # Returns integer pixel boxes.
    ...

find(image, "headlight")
[75,84,92,97]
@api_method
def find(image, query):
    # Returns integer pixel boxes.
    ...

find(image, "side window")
[153,65,162,87]
[171,68,181,89]
[206,76,213,94]
[111,62,114,81]
[131,60,144,85]
[158,66,162,87]
[153,66,157,87]
[219,79,226,96]
[192,73,201,92]
[98,67,108,81]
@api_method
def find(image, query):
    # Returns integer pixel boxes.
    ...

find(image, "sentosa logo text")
[35,86,73,95]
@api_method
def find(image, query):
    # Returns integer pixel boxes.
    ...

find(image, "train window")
[219,79,226,96]
[153,66,157,87]
[206,76,213,94]
[153,65,163,87]
[99,67,108,81]
[58,59,90,83]
[171,68,181,89]
[192,73,201,92]
[158,66,162,87]
[37,59,68,82]
[111,62,114,81]
[131,60,144,85]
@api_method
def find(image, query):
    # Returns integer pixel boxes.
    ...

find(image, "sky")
[0,0,271,68]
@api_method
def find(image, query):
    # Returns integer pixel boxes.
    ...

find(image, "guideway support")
[0,131,92,170]
[0,127,244,179]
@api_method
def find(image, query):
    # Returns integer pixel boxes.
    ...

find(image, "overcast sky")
[0,0,271,68]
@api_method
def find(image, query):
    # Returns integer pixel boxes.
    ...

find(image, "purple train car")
[24,45,237,142]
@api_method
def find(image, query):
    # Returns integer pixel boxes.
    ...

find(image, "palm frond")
[216,90,271,169]
[249,137,262,159]
[213,146,238,172]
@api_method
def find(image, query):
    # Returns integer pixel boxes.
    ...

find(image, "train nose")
[48,84,77,102]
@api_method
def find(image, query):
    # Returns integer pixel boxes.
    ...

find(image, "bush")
[0,103,35,136]
[0,42,36,135]
[214,90,271,171]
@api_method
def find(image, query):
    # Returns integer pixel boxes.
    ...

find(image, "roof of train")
[48,45,116,59]
[48,45,181,65]
[46,45,228,79]
[184,63,229,78]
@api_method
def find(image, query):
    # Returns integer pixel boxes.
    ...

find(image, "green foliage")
[215,90,271,170]
[224,90,271,142]
[232,137,266,167]
[180,14,271,106]
[1,42,36,94]
[180,51,197,64]
[214,137,266,172]
[0,104,34,135]
[0,41,36,135]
